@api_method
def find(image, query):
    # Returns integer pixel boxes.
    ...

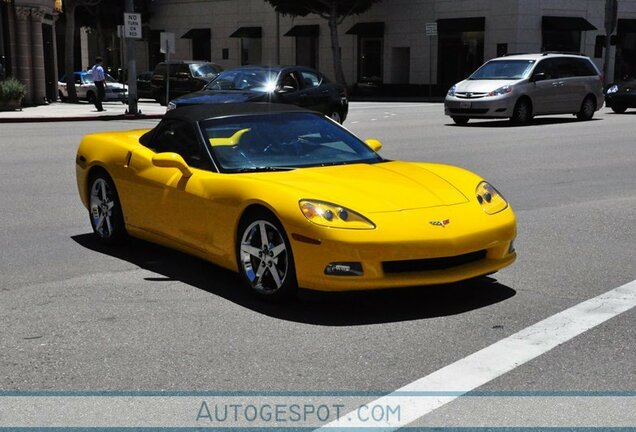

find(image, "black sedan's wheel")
[511,99,532,124]
[611,105,627,114]
[576,96,596,121]
[452,116,469,125]
[236,210,297,300]
[88,172,127,244]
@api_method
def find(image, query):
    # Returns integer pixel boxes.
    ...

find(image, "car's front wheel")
[576,96,596,120]
[452,116,469,125]
[236,210,297,300]
[88,172,127,244]
[511,98,532,124]
[611,104,627,114]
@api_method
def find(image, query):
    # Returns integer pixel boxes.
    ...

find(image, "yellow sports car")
[76,104,516,299]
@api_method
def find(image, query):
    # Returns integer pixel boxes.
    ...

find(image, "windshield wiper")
[232,166,296,173]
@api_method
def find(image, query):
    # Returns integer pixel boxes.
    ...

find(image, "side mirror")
[276,85,296,93]
[152,152,193,177]
[365,138,383,152]
[531,72,547,82]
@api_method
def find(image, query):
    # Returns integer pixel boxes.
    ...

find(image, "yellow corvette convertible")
[76,104,516,299]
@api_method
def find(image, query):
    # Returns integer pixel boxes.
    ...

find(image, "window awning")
[181,28,210,39]
[284,25,320,37]
[229,27,262,38]
[437,17,485,33]
[542,16,597,31]
[618,19,636,33]
[345,22,384,37]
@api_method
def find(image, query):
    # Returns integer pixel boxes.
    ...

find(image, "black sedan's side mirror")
[276,85,296,94]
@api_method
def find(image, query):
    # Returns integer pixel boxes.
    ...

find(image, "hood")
[455,79,522,93]
[249,161,469,213]
[173,90,267,105]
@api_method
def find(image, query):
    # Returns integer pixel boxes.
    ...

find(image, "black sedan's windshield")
[205,69,278,91]
[200,113,383,172]
[469,60,535,80]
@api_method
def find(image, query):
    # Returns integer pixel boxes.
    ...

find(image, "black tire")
[236,209,298,300]
[452,116,469,125]
[58,90,67,103]
[88,171,127,244]
[86,91,96,104]
[576,96,596,121]
[611,105,627,114]
[511,98,532,124]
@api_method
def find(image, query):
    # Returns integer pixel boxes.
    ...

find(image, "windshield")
[205,69,278,91]
[190,63,221,78]
[83,73,118,84]
[469,60,536,80]
[200,112,383,173]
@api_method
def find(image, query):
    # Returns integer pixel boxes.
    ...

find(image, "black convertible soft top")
[163,102,313,123]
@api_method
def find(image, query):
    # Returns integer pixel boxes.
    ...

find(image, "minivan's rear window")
[469,60,536,80]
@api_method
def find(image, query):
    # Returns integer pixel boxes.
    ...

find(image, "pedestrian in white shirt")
[91,57,106,111]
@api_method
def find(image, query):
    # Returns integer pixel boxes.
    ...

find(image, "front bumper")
[605,93,636,108]
[289,204,517,291]
[444,94,516,118]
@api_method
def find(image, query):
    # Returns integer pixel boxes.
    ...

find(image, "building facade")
[138,0,636,94]
[0,0,60,105]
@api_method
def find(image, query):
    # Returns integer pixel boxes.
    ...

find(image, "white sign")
[425,22,437,36]
[124,13,142,39]
[160,32,175,54]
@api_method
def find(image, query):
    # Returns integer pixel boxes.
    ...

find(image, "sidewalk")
[0,100,166,123]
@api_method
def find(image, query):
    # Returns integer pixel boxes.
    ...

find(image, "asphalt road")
[0,103,634,426]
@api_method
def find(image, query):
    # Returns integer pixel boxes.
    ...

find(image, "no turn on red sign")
[124,13,142,39]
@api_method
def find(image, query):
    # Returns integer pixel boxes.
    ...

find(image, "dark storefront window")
[230,27,262,66]
[437,18,485,89]
[615,19,636,80]
[182,28,211,62]
[346,22,385,84]
[284,25,319,69]
[541,16,596,53]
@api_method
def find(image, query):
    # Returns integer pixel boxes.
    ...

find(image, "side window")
[575,59,598,77]
[554,58,579,78]
[532,59,558,80]
[279,72,299,91]
[149,120,209,169]
[300,71,322,88]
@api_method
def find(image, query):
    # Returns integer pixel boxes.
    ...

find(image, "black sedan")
[168,66,349,123]
[605,78,636,113]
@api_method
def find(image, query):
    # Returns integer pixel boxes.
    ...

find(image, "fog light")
[324,262,363,276]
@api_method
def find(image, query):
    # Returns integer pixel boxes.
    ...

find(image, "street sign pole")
[160,32,175,106]
[124,2,140,115]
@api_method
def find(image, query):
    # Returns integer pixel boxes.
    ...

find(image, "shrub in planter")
[0,78,26,110]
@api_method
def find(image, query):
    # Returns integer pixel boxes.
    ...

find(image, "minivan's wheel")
[87,91,96,104]
[611,104,627,114]
[329,110,342,123]
[576,96,596,120]
[452,116,469,125]
[511,99,532,124]
[88,172,127,244]
[236,210,297,300]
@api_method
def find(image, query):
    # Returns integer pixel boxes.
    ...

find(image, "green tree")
[264,0,383,88]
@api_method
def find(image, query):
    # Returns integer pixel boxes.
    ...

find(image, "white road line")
[317,279,636,430]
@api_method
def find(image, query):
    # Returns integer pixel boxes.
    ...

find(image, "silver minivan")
[444,53,604,125]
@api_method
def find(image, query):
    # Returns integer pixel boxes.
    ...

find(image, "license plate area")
[460,101,472,109]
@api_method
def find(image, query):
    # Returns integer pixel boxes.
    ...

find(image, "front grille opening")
[382,250,487,274]
[449,108,489,114]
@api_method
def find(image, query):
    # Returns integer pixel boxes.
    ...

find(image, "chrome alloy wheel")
[89,178,116,239]
[239,220,289,294]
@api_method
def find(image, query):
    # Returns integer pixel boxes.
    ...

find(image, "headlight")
[476,182,508,215]
[487,85,512,96]
[299,200,375,229]
[606,85,619,94]
[447,85,456,96]
[167,102,176,111]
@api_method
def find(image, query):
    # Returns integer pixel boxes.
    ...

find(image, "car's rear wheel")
[611,104,627,114]
[452,116,469,125]
[511,98,532,124]
[236,210,297,300]
[88,172,127,244]
[576,96,596,120]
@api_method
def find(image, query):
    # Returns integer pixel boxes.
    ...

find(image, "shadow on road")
[72,233,516,326]
[447,117,601,128]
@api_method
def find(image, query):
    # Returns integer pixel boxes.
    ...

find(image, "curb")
[0,113,165,123]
